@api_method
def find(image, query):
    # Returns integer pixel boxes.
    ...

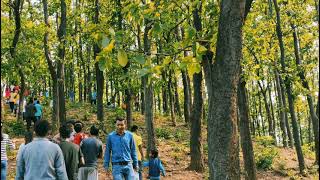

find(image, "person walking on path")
[15,120,68,180]
[91,88,97,105]
[34,100,43,122]
[59,125,84,180]
[24,99,36,131]
[143,150,166,180]
[104,117,138,180]
[9,89,19,114]
[73,122,88,146]
[1,123,15,180]
[78,125,103,180]
[131,125,144,180]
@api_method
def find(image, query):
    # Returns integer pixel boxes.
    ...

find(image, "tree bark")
[275,70,288,147]
[189,71,204,172]
[273,0,305,173]
[181,70,191,124]
[57,0,67,124]
[143,12,156,156]
[173,77,182,117]
[42,0,59,131]
[205,0,245,178]
[168,71,176,126]
[94,0,104,123]
[291,24,319,165]
[238,76,257,180]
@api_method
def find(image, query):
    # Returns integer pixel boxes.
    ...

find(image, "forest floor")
[2,101,319,180]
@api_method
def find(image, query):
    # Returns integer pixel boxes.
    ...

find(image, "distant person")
[16,131,33,162]
[24,98,36,131]
[143,150,166,180]
[69,90,75,102]
[34,100,43,122]
[73,122,88,146]
[78,125,103,180]
[9,90,18,114]
[5,87,10,103]
[91,89,97,105]
[59,125,84,180]
[33,97,38,105]
[53,120,76,144]
[104,117,138,180]
[15,120,68,180]
[22,98,27,120]
[1,123,15,180]
[131,125,144,180]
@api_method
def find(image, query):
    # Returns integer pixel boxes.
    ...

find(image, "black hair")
[35,120,50,137]
[151,149,159,158]
[130,125,138,132]
[28,98,33,104]
[59,125,71,139]
[24,131,33,145]
[74,123,83,133]
[66,119,75,126]
[115,117,125,123]
[90,125,99,136]
[37,100,40,104]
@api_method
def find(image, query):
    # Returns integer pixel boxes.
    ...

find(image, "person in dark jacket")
[24,98,36,131]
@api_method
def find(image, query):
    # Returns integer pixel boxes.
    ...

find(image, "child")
[73,122,87,145]
[143,150,166,180]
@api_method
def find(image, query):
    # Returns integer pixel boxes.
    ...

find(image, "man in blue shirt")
[15,120,68,180]
[104,117,138,180]
[91,88,97,105]
[34,100,43,121]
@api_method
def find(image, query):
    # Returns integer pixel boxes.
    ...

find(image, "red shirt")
[73,132,88,145]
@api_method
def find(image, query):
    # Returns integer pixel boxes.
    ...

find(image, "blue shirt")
[15,138,68,180]
[103,131,138,170]
[143,158,166,178]
[92,92,97,100]
[34,104,42,117]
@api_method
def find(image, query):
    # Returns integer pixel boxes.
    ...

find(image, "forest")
[1,0,319,179]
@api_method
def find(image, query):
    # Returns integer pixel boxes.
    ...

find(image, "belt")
[112,161,130,166]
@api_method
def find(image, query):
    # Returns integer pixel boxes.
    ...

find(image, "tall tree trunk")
[43,0,59,131]
[57,0,67,124]
[181,70,191,124]
[258,93,266,136]
[275,70,288,147]
[17,70,25,121]
[273,0,305,173]
[168,71,176,126]
[291,23,319,166]
[173,77,182,117]
[204,0,246,178]
[238,76,257,180]
[189,71,204,172]
[94,0,104,123]
[143,13,156,156]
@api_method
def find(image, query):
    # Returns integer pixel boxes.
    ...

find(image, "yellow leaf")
[163,57,171,65]
[197,42,207,54]
[118,49,128,67]
[26,21,33,28]
[103,40,115,53]
[155,12,160,17]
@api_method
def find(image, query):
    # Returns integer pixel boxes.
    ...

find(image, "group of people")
[1,117,166,180]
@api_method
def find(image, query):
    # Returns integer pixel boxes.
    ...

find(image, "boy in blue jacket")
[143,149,166,180]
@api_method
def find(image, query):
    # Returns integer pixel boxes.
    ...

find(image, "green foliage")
[301,142,315,159]
[156,127,172,139]
[255,136,276,147]
[3,121,26,137]
[255,146,278,170]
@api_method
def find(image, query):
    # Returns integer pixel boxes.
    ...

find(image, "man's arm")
[138,145,144,161]
[130,135,138,169]
[54,147,68,180]
[15,149,25,180]
[159,160,166,176]
[103,135,112,170]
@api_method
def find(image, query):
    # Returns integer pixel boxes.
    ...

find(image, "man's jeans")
[138,161,143,180]
[112,163,135,180]
[1,160,7,180]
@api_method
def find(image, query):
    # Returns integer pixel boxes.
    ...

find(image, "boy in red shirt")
[73,122,88,145]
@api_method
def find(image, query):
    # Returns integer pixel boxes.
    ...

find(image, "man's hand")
[133,166,139,172]
[105,169,111,177]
